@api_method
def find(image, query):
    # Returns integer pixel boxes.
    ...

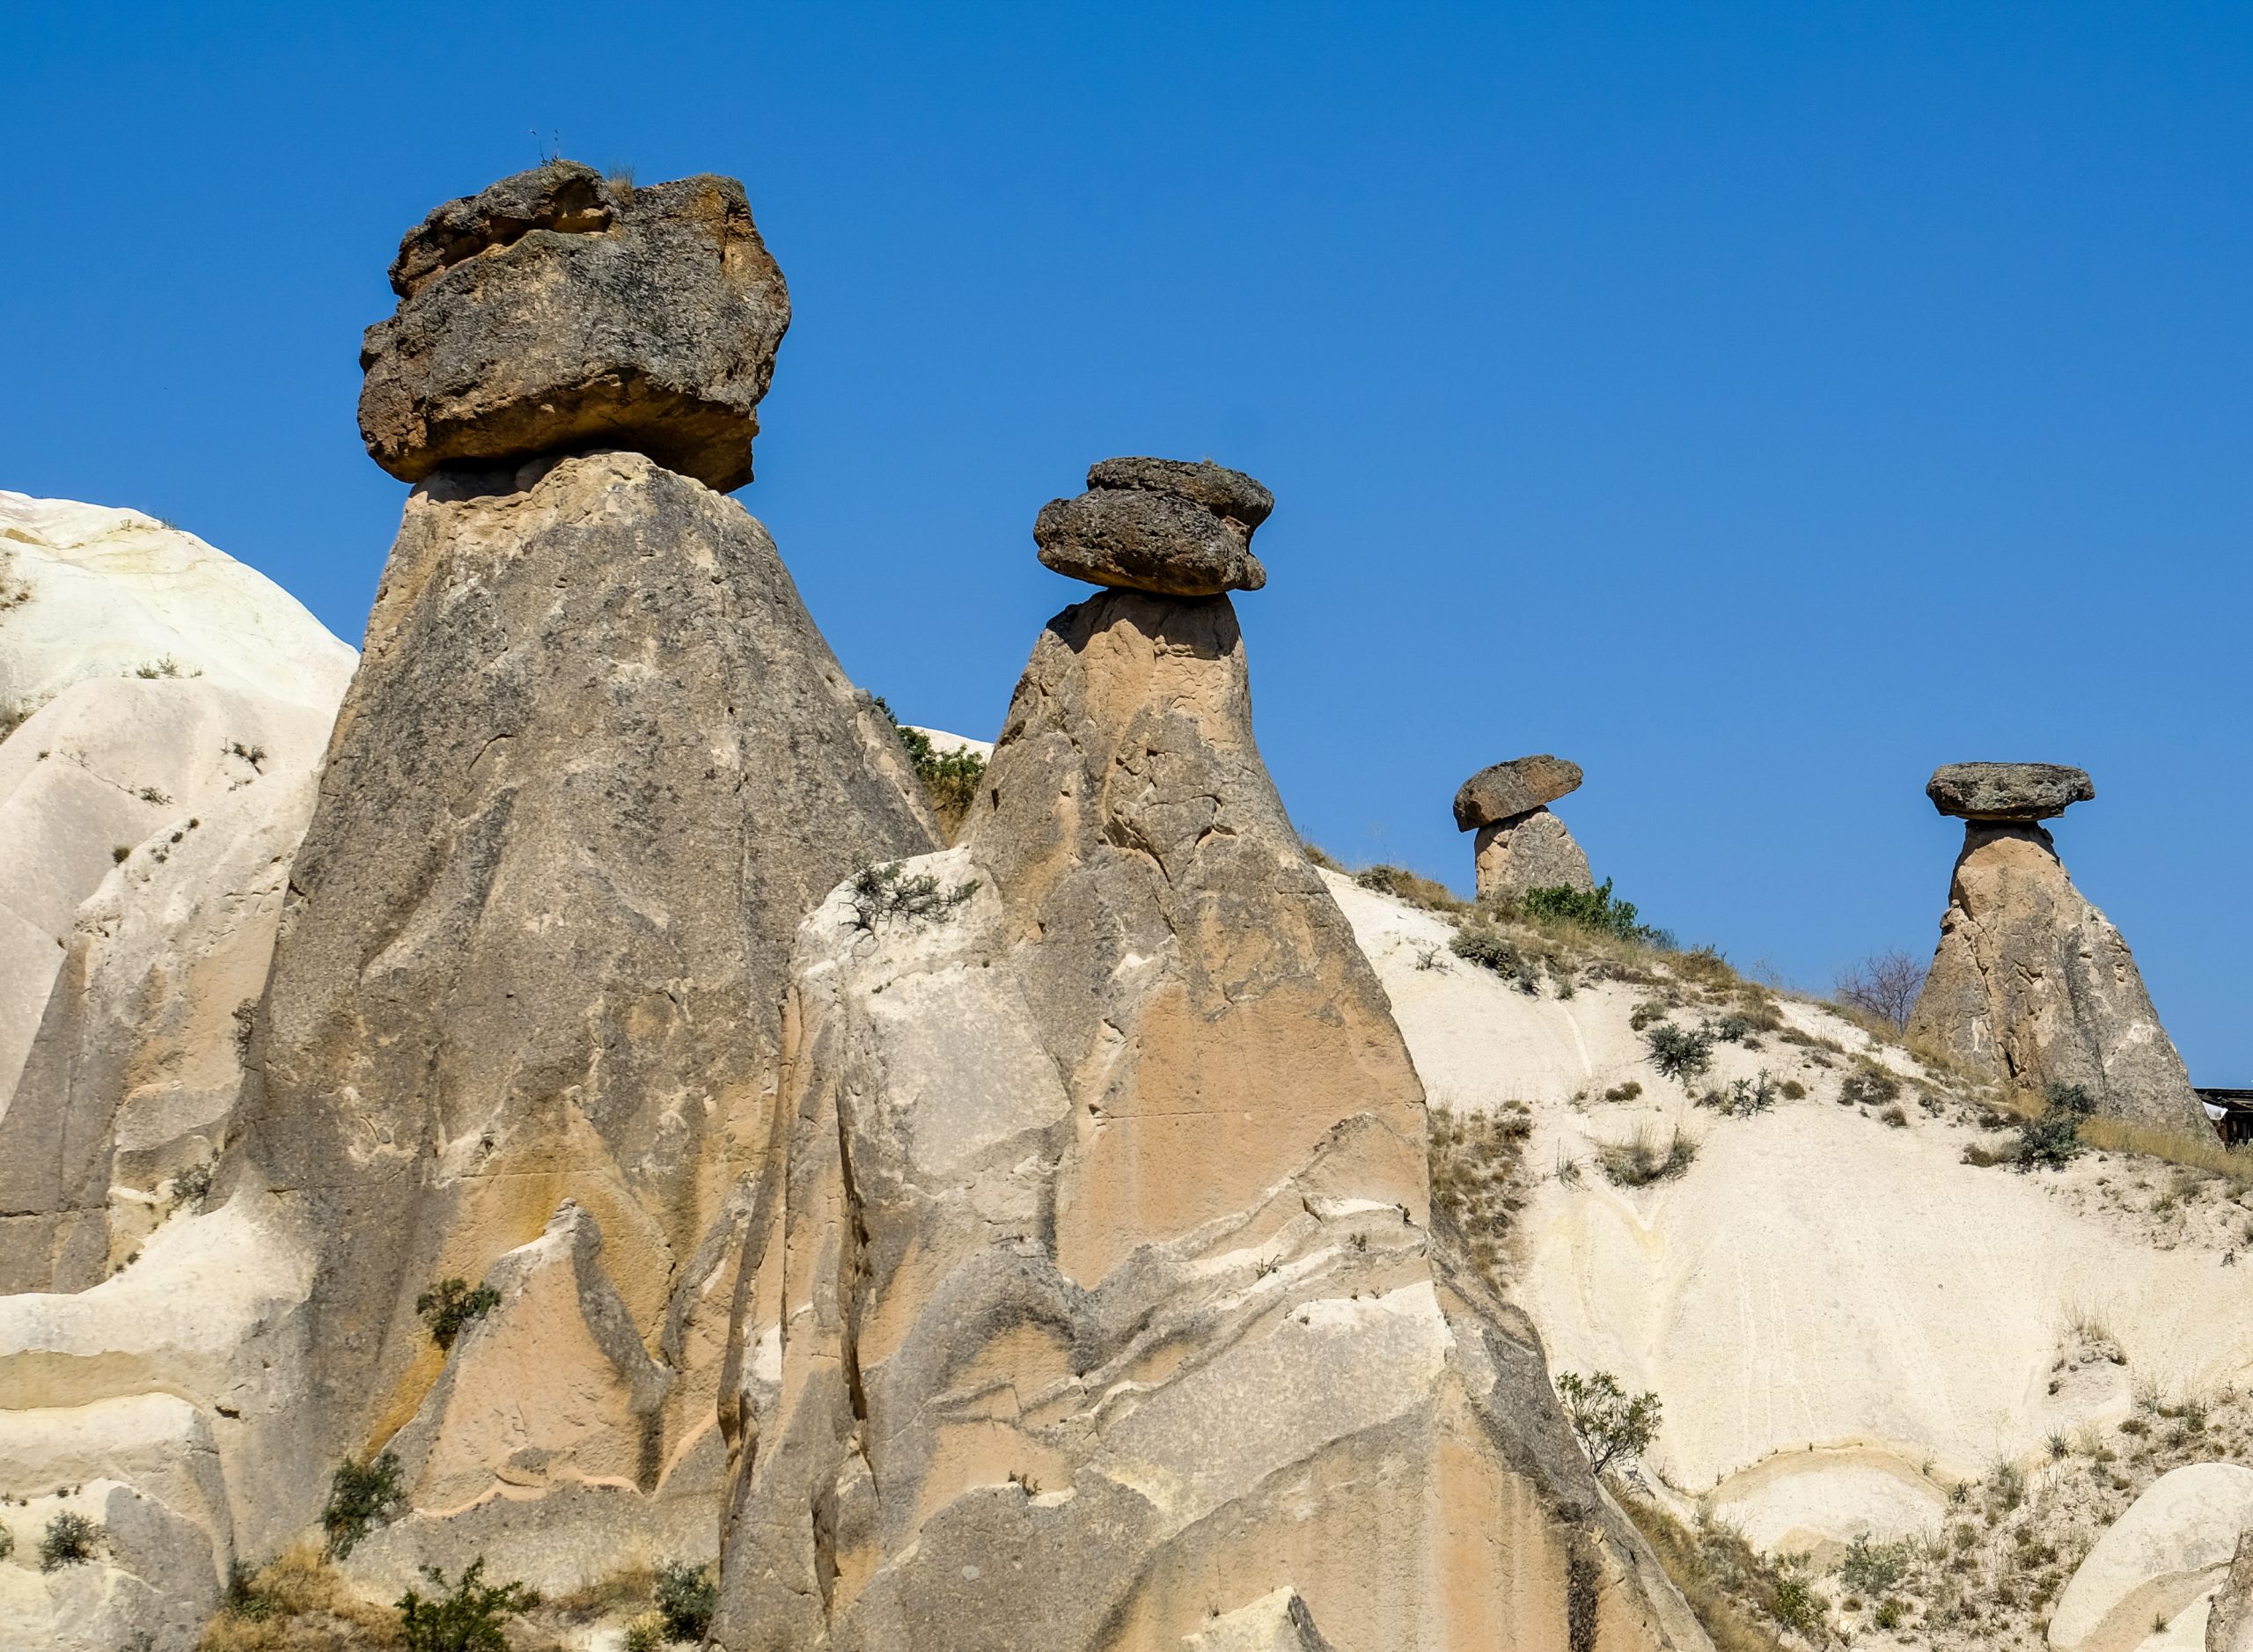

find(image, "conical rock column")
[711,460,1706,1652]
[1905,763,2202,1131]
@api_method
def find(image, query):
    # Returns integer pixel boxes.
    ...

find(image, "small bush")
[112,845,131,864]
[39,1509,100,1570]
[1645,1022,1715,1081]
[1880,1104,1908,1128]
[848,861,979,930]
[1554,1369,1662,1479]
[172,1158,215,1205]
[1839,1532,1911,1596]
[2017,1083,2095,1171]
[1838,1062,1901,1107]
[655,1560,717,1641]
[1701,1071,1777,1117]
[1302,841,1342,871]
[416,1278,502,1350]
[625,1616,670,1652]
[1768,1560,1825,1635]
[1597,1122,1697,1187]
[0,1522,11,1561]
[1521,878,1664,943]
[1604,1081,1643,1103]
[1874,1596,1907,1629]
[398,1557,539,1652]
[1356,863,1465,912]
[875,700,988,839]
[321,1450,404,1559]
[1779,1078,1807,1100]
[1628,998,1673,1032]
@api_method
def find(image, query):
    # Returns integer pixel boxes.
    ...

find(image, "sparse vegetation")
[1604,1081,1643,1103]
[173,1157,216,1206]
[1554,1369,1662,1479]
[653,1560,717,1642]
[873,697,987,838]
[847,861,979,930]
[1618,1491,1812,1651]
[201,1545,407,1649]
[321,1450,404,1559]
[1834,949,1929,1031]
[1519,878,1668,943]
[39,1509,101,1570]
[1596,1120,1697,1187]
[1429,1103,1533,1284]
[1837,1061,1901,1108]
[1700,1071,1778,1117]
[1645,1021,1716,1081]
[415,1278,502,1350]
[136,655,188,679]
[1838,1532,1912,1597]
[1354,863,1465,912]
[397,1558,538,1652]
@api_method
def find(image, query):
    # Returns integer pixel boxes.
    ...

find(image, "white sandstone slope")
[0,494,356,1288]
[1326,870,2253,1648]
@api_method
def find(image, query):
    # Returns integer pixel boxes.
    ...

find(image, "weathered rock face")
[1906,820,2204,1130]
[358,162,789,491]
[2209,1531,2253,1652]
[1474,807,1595,902]
[1927,760,2094,822]
[1453,755,1582,832]
[712,585,1706,1651]
[235,450,938,1575]
[1033,458,1271,595]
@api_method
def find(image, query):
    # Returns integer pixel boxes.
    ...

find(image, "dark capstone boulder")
[358,162,789,491]
[1926,762,2094,821]
[1033,457,1270,595]
[1452,755,1584,831]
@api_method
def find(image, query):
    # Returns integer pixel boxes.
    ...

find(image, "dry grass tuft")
[1596,1121,1698,1188]
[1353,863,1467,913]
[1617,1492,1788,1651]
[1429,1102,1534,1286]
[200,1546,401,1650]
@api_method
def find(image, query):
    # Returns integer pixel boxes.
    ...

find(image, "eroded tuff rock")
[712,576,1706,1650]
[1454,757,1592,903]
[1033,458,1271,595]
[234,450,937,1579]
[1906,775,2202,1130]
[2210,1531,2253,1652]
[358,162,789,491]
[1453,755,1582,830]
[1927,760,2094,821]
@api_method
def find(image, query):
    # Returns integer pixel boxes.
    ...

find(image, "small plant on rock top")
[417,1277,502,1350]
[1554,1369,1662,1480]
[397,1557,539,1652]
[321,1450,404,1559]
[847,861,979,930]
[654,1559,718,1641]
[39,1509,101,1570]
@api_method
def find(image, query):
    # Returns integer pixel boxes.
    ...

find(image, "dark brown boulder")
[1926,761,2094,821]
[1452,754,1584,831]
[1033,457,1270,595]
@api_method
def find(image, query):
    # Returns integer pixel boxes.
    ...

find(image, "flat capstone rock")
[1926,762,2095,821]
[1452,755,1583,831]
[1033,457,1270,597]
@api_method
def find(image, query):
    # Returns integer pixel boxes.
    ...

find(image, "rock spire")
[1453,754,1594,902]
[708,465,1706,1652]
[1905,762,2204,1131]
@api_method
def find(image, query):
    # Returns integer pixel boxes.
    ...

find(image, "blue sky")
[8,3,2248,1076]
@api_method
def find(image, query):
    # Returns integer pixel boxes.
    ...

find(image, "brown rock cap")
[358,160,790,492]
[1926,762,2094,822]
[1453,754,1583,831]
[1033,457,1271,596]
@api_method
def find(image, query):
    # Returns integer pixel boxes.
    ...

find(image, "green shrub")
[848,862,979,930]
[1838,1532,1911,1597]
[1701,1072,1776,1117]
[397,1557,539,1652]
[873,696,988,837]
[1596,1122,1697,1187]
[624,1616,669,1652]
[2017,1083,2095,1171]
[655,1560,717,1641]
[416,1278,502,1350]
[1521,878,1665,943]
[1628,998,1672,1032]
[1875,1596,1907,1629]
[39,1509,100,1571]
[321,1450,404,1559]
[1645,1022,1715,1080]
[1767,1559,1825,1635]
[1554,1369,1662,1478]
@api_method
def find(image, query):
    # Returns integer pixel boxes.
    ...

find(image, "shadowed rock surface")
[1926,761,2095,822]
[1034,458,1271,595]
[233,449,938,1576]
[1473,808,1595,902]
[358,161,789,491]
[1453,755,1583,830]
[1907,816,2203,1132]
[709,576,1706,1650]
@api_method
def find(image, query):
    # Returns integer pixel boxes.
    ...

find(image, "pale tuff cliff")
[711,469,1707,1651]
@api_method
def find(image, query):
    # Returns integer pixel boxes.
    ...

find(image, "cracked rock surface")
[1033,459,1272,596]
[711,587,1706,1652]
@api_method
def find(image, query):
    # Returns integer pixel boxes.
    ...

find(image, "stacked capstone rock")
[1032,456,1273,595]
[1452,754,1594,901]
[1905,762,2205,1131]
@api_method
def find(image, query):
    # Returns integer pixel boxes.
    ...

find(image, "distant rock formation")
[709,463,1706,1652]
[359,160,789,491]
[0,495,356,1291]
[1906,762,2204,1131]
[231,166,937,1582]
[1033,456,1273,594]
[1453,754,1593,902]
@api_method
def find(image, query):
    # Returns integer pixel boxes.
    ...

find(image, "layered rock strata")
[1906,763,2203,1130]
[1033,457,1272,595]
[359,161,789,491]
[1453,755,1593,902]
[710,469,1706,1651]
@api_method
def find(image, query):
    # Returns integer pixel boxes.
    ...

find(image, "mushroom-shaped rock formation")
[358,160,790,491]
[1452,754,1593,902]
[1906,763,2204,1131]
[1032,456,1272,595]
[230,167,937,1582]
[708,476,1708,1652]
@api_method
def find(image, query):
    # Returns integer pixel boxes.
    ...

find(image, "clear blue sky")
[8,4,2248,1077]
